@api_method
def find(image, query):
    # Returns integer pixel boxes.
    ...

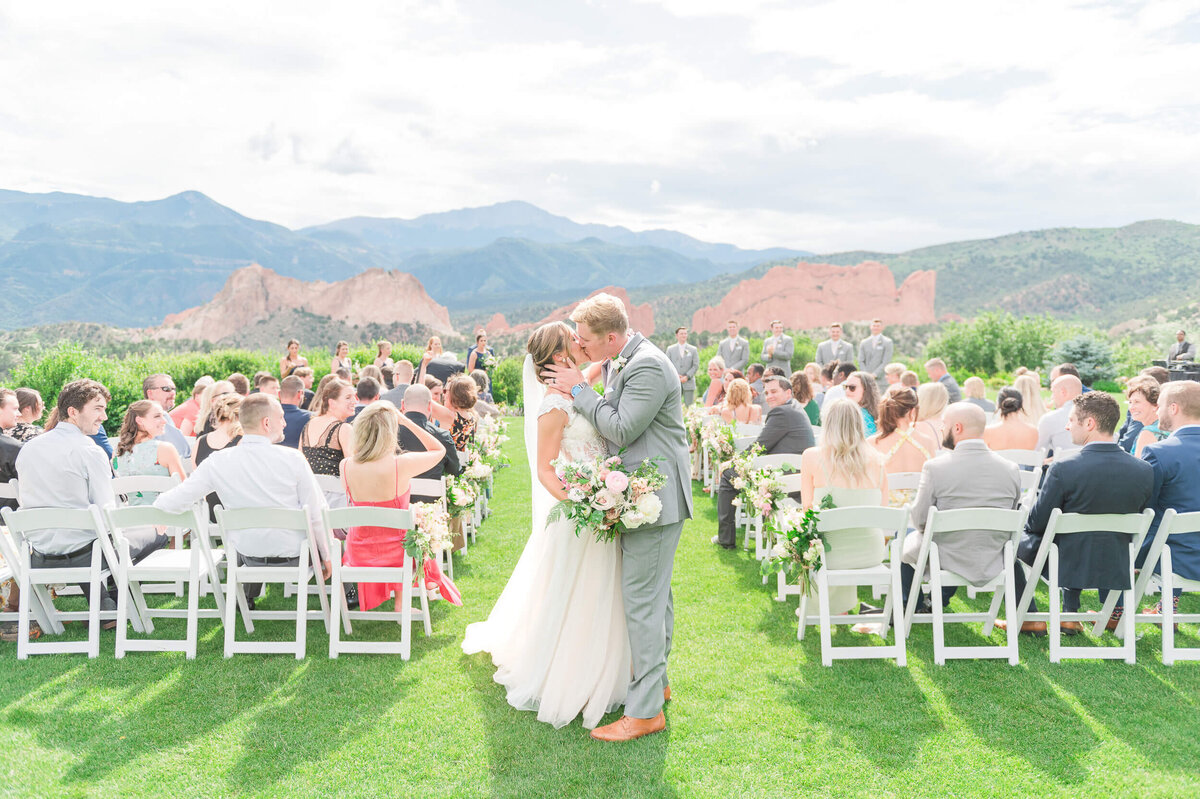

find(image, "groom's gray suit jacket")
[574,333,694,527]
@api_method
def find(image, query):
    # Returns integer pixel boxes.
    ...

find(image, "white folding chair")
[902,507,1026,665]
[0,478,18,503]
[411,477,454,578]
[457,451,481,543]
[1132,510,1200,664]
[735,453,800,535]
[734,422,763,438]
[797,506,909,666]
[216,506,330,658]
[0,518,60,649]
[733,435,758,453]
[314,473,347,507]
[994,449,1047,469]
[888,472,922,494]
[112,474,185,595]
[323,506,432,659]
[1014,508,1154,664]
[104,504,225,659]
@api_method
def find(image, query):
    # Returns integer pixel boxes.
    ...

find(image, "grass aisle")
[2,430,1200,797]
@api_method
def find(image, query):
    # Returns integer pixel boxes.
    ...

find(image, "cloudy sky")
[2,1,1199,252]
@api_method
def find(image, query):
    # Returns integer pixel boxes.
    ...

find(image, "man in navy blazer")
[1003,392,1153,635]
[278,376,312,449]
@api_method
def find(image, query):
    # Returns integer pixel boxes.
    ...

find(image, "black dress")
[195,432,242,520]
[301,420,346,476]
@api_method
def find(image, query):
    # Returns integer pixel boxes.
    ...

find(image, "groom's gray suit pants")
[620,520,684,719]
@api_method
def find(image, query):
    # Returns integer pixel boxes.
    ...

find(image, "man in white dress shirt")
[761,320,794,374]
[858,319,894,391]
[154,394,329,606]
[716,319,750,374]
[1037,374,1083,457]
[815,323,855,369]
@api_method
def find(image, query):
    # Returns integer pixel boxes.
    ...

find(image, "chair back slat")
[105,504,199,531]
[926,507,1025,535]
[1,506,103,534]
[1047,509,1155,537]
[410,477,446,498]
[734,435,758,453]
[215,506,310,532]
[778,474,804,494]
[818,505,908,535]
[887,472,922,492]
[752,454,801,471]
[995,449,1046,468]
[324,506,414,531]
[0,479,18,501]
[111,475,182,496]
[1163,509,1200,537]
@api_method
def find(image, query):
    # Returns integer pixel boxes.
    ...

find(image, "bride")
[461,321,631,729]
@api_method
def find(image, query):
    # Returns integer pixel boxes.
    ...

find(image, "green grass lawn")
[3,430,1200,798]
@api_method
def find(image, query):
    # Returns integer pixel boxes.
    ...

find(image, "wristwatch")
[570,382,587,398]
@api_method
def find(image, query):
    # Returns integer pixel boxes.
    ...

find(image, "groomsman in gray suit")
[666,326,700,405]
[761,320,794,374]
[815,323,855,369]
[858,318,894,391]
[717,319,749,374]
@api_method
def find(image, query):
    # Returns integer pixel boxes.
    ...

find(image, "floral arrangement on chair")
[406,502,454,572]
[700,421,736,465]
[729,445,788,520]
[760,494,837,595]
[445,475,478,519]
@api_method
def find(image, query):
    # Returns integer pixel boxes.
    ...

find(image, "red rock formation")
[153,264,455,341]
[481,313,510,335]
[483,286,655,338]
[690,261,936,333]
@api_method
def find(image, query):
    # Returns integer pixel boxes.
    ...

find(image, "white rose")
[636,493,662,521]
[567,488,586,502]
[621,509,646,528]
[591,489,619,510]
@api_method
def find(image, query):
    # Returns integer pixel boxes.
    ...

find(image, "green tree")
[925,312,1061,375]
[1047,336,1116,386]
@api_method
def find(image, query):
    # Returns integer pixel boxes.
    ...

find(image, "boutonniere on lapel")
[613,355,630,373]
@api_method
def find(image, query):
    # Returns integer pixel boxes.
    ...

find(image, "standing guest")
[292,367,315,410]
[374,340,395,370]
[190,379,235,437]
[869,388,937,494]
[398,384,463,503]
[858,319,894,391]
[227,373,250,397]
[170,377,212,433]
[719,378,762,424]
[1168,329,1196,363]
[280,339,308,378]
[155,394,330,609]
[746,363,768,413]
[983,388,1039,451]
[430,375,478,450]
[916,382,950,447]
[257,375,280,399]
[331,341,354,375]
[190,393,243,521]
[900,370,920,389]
[900,403,1021,613]
[789,370,821,427]
[713,376,814,548]
[341,402,461,610]
[142,373,191,460]
[702,356,726,408]
[1125,377,1166,457]
[1005,393,1153,635]
[667,327,700,406]
[113,400,186,504]
[466,331,495,377]
[717,320,750,374]
[924,358,962,403]
[380,360,413,407]
[816,323,854,369]
[1013,374,1047,426]
[277,376,311,449]
[300,379,357,502]
[761,320,794,374]
[1036,375,1083,458]
[962,377,996,415]
[842,371,880,436]
[417,336,445,384]
[884,363,906,388]
[349,377,381,422]
[8,388,46,443]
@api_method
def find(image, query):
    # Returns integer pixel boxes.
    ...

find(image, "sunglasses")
[153,385,177,393]
[845,383,861,392]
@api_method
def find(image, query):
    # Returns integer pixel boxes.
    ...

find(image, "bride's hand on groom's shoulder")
[542,361,584,398]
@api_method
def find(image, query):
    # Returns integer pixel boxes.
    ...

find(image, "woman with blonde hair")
[341,401,461,609]
[702,355,727,408]
[188,379,235,437]
[417,336,445,384]
[374,339,394,370]
[113,400,187,504]
[719,378,761,424]
[916,381,950,448]
[280,338,308,378]
[192,393,244,520]
[963,376,995,414]
[1013,374,1047,425]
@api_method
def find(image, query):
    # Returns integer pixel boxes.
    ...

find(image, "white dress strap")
[538,393,574,418]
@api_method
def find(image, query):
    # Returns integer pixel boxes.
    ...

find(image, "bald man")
[900,403,1022,613]
[1037,374,1084,457]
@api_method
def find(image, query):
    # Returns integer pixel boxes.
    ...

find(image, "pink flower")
[607,456,622,466]
[599,468,611,481]
[605,471,630,493]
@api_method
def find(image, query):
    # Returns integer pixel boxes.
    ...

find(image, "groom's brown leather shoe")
[590,712,666,742]
[663,686,671,702]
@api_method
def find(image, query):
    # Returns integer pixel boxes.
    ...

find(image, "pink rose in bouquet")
[605,471,630,493]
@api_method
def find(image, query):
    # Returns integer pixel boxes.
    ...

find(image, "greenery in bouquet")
[729,446,788,519]
[760,494,837,595]
[548,453,668,543]
[445,474,478,519]
[683,406,708,450]
[700,420,736,464]
[472,417,511,468]
[405,501,454,572]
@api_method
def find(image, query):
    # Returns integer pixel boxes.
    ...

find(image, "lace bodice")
[539,394,606,462]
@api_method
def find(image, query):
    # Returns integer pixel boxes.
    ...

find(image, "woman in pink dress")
[340,402,462,609]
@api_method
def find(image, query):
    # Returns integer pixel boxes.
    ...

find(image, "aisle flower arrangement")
[473,416,511,468]
[683,406,708,451]
[760,494,836,595]
[406,501,454,571]
[729,445,788,519]
[548,454,668,543]
[700,421,736,465]
[445,474,478,519]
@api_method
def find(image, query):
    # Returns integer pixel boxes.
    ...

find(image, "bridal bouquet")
[760,494,836,595]
[406,502,454,571]
[548,454,668,543]
[729,446,789,519]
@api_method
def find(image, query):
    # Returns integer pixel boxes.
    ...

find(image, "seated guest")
[341,402,461,608]
[331,340,354,375]
[842,371,880,435]
[1013,374,1047,426]
[1036,374,1083,458]
[1004,392,1153,635]
[719,378,762,424]
[17,379,166,622]
[277,376,311,449]
[8,388,46,443]
[1118,366,1170,450]
[869,389,937,504]
[713,376,815,549]
[349,377,381,422]
[335,367,353,382]
[789,370,821,427]
[746,363,767,413]
[423,374,445,407]
[256,375,280,398]
[884,363,906,387]
[962,377,995,414]
[803,362,824,408]
[900,370,920,389]
[301,378,357,503]
[430,375,478,450]
[228,373,250,396]
[170,377,211,434]
[900,403,1021,612]
[0,390,22,509]
[155,394,330,607]
[822,361,854,407]
[1124,377,1166,456]
[916,382,950,447]
[280,338,308,378]
[113,401,187,504]
[380,365,395,391]
[374,339,395,370]
[142,373,191,460]
[381,360,414,406]
[192,393,243,520]
[293,366,315,410]
[470,370,502,418]
[399,385,463,503]
[188,379,234,437]
[702,356,726,408]
[983,387,1039,451]
[248,372,271,394]
[359,365,385,388]
[924,358,962,403]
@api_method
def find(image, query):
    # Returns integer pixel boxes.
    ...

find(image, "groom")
[545,293,693,742]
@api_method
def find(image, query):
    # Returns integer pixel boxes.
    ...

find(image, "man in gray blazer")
[746,364,768,413]
[1169,329,1196,362]
[900,403,1021,612]
[717,320,749,374]
[547,293,692,742]
[858,319,894,391]
[666,326,700,405]
[761,320,794,374]
[714,376,814,548]
[924,357,962,403]
[815,323,855,368]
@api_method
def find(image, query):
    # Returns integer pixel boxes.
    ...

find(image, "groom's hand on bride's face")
[542,361,585,395]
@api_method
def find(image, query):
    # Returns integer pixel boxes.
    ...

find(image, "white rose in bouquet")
[567,487,586,503]
[635,493,663,525]
[591,489,619,511]
[621,508,647,528]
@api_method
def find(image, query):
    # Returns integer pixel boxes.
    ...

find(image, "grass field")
[2,430,1200,798]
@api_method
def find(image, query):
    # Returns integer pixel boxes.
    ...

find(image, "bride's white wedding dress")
[461,391,631,729]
